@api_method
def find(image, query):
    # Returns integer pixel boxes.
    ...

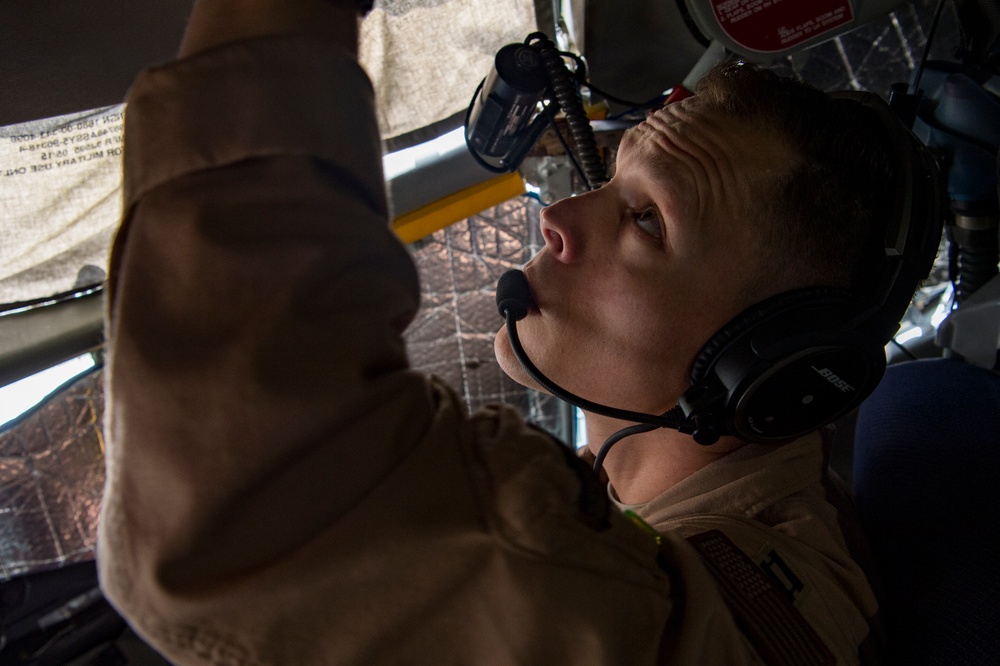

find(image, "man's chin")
[493,326,547,394]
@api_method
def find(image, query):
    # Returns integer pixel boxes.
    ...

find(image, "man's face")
[494,95,796,414]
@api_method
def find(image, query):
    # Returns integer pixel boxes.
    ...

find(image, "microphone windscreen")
[496,269,533,321]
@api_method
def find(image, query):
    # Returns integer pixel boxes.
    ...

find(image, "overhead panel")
[361,0,539,142]
[0,107,124,306]
[0,0,537,309]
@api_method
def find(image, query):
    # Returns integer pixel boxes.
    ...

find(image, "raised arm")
[98,0,437,654]
[176,0,360,59]
[98,3,680,663]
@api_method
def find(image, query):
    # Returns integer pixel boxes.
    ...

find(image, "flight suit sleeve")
[97,35,431,652]
[96,37,681,666]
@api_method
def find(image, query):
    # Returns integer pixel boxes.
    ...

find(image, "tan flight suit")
[98,37,880,665]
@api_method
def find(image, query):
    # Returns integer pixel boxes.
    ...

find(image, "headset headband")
[828,91,943,345]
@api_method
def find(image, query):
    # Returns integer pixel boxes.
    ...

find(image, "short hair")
[695,62,895,304]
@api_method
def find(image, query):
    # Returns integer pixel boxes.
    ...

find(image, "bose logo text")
[811,366,855,393]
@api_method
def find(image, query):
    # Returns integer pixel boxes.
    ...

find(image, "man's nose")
[538,192,599,264]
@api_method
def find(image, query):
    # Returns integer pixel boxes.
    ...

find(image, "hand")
[179,0,360,58]
[327,0,375,14]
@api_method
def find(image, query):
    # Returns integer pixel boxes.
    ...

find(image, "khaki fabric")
[98,37,877,665]
[615,433,881,665]
[359,0,537,141]
[0,106,123,304]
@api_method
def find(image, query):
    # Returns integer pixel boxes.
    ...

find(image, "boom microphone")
[495,269,699,472]
[495,269,533,321]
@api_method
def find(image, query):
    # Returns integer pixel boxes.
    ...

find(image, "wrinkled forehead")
[617,105,678,156]
[615,97,795,176]
[612,98,714,176]
[612,96,800,238]
[614,107,679,174]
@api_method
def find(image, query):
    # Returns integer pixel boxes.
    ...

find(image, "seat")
[853,357,1000,665]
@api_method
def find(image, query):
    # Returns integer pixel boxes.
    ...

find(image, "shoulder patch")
[687,530,835,666]
[753,542,809,607]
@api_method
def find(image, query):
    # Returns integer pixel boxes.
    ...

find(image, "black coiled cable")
[526,33,607,190]
[949,208,999,304]
[956,238,999,303]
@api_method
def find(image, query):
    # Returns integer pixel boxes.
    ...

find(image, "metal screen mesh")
[406,195,567,434]
[0,370,105,581]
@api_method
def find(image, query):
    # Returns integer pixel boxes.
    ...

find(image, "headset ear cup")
[689,287,855,385]
[684,286,883,442]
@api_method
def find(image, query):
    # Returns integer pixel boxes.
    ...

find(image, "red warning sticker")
[711,0,855,53]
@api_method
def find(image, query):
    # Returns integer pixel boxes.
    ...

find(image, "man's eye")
[635,209,663,239]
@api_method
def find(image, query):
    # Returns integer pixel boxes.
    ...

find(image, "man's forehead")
[610,96,796,228]
[610,114,691,208]
[611,125,655,178]
[616,97,791,173]
[617,97,706,159]
[618,109,671,152]
[614,103,693,174]
[619,122,642,150]
[616,115,668,166]
[616,124,642,166]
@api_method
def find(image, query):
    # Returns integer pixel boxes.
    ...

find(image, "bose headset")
[494,87,945,473]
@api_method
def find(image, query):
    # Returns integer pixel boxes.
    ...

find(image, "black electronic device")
[497,90,944,471]
[465,43,550,169]
[464,33,609,190]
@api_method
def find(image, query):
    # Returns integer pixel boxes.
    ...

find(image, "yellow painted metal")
[392,172,525,244]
